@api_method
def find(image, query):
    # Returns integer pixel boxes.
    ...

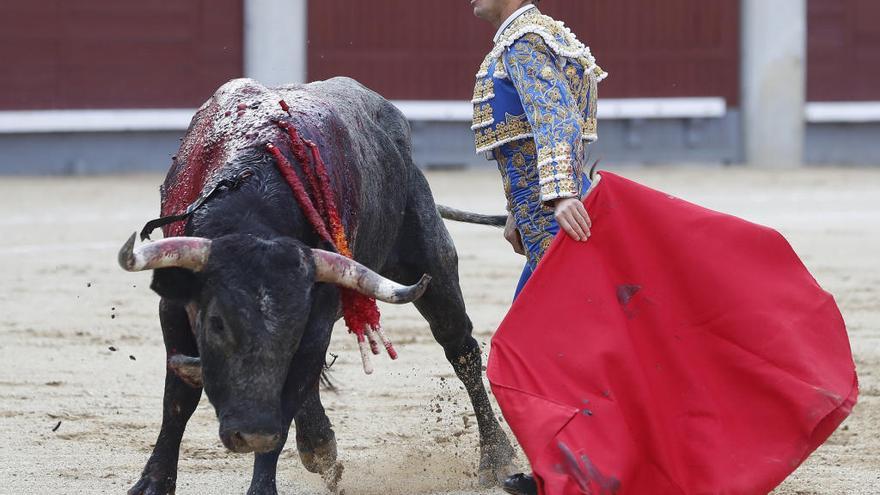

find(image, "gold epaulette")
[485,9,608,83]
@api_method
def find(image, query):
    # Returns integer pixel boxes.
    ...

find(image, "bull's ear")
[150,267,199,302]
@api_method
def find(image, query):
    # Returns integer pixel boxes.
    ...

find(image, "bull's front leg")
[247,344,337,495]
[246,430,289,495]
[294,382,341,491]
[129,299,202,495]
[245,383,340,495]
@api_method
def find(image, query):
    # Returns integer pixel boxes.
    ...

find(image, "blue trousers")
[514,263,534,300]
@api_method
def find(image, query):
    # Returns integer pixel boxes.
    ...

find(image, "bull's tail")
[436,204,506,227]
[436,161,600,228]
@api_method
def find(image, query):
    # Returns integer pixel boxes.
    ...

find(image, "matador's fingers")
[571,204,592,239]
[575,201,592,228]
[557,215,583,241]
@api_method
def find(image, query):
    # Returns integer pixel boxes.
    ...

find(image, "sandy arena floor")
[0,166,878,494]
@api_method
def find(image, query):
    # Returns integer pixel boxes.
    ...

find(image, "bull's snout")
[220,429,282,453]
[217,404,283,453]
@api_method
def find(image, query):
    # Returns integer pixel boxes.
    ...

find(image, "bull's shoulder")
[291,77,412,152]
[303,77,405,122]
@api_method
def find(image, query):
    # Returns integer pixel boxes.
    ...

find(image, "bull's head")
[118,233,429,453]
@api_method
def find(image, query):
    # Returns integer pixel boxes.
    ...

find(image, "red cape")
[487,172,858,495]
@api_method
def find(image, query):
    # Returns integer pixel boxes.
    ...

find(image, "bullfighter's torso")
[472,6,607,267]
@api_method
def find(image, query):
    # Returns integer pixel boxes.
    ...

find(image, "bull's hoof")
[298,435,338,474]
[477,432,518,487]
[127,473,176,495]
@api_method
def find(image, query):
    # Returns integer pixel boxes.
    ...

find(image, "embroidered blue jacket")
[472,7,607,268]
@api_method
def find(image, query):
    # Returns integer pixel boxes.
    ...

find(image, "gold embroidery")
[588,73,599,120]
[583,118,598,138]
[536,142,579,200]
[472,78,495,103]
[492,9,606,74]
[475,114,533,152]
[538,146,551,164]
[475,8,604,156]
[476,55,492,78]
[540,179,577,200]
[538,160,573,181]
[472,103,494,129]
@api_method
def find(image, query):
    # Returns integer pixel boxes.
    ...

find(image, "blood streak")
[268,110,392,361]
[161,100,229,238]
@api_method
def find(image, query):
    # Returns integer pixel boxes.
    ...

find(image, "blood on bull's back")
[159,77,407,245]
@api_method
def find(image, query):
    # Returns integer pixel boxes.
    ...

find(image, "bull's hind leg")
[129,300,202,495]
[410,261,517,486]
[391,179,516,486]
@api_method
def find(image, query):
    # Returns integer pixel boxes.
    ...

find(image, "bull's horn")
[311,249,431,304]
[118,232,212,272]
[168,354,203,388]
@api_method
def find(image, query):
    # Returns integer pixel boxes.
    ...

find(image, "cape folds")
[488,172,858,494]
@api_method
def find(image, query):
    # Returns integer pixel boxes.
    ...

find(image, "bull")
[119,77,515,494]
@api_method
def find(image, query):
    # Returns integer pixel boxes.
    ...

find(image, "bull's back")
[274,78,415,262]
[163,77,416,266]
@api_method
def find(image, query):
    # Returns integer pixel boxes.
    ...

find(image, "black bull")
[119,77,514,494]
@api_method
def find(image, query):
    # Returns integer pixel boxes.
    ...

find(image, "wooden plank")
[307,0,741,104]
[0,0,243,110]
[808,0,880,101]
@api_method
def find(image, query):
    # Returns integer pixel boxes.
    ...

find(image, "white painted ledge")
[0,109,195,134]
[393,97,727,121]
[806,102,880,123]
[0,98,727,134]
[600,97,727,119]
[391,101,475,122]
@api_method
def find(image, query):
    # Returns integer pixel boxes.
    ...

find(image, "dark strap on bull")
[139,168,254,241]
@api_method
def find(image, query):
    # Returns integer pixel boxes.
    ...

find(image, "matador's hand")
[504,214,526,256]
[553,198,592,241]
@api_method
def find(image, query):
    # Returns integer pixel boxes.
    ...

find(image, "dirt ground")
[0,166,878,494]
